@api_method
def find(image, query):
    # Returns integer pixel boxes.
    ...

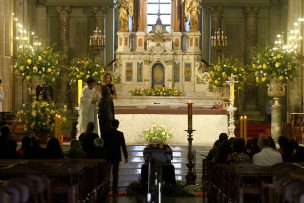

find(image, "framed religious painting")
[125,62,133,82]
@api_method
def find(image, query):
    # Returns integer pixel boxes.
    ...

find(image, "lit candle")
[244,116,247,142]
[58,115,62,144]
[240,116,244,138]
[78,80,82,105]
[54,114,58,139]
[187,101,193,130]
[231,81,235,106]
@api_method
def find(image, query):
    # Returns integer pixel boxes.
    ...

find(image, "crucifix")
[226,74,238,137]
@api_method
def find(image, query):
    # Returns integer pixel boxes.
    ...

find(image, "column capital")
[210,7,224,18]
[56,6,72,16]
[243,6,259,17]
[92,6,107,17]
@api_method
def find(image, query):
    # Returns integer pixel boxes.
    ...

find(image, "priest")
[77,77,101,137]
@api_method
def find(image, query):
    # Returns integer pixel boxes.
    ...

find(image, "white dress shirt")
[252,147,283,166]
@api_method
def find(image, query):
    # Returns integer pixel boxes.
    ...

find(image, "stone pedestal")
[172,32,182,51]
[135,31,146,52]
[187,32,201,52]
[271,97,282,142]
[268,78,286,141]
[117,32,131,52]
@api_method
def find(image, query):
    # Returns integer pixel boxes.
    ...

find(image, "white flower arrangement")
[143,124,172,143]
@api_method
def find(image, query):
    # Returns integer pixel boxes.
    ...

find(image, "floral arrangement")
[129,87,183,96]
[16,101,67,134]
[250,46,297,83]
[208,57,246,87]
[67,58,105,84]
[143,124,172,143]
[13,46,62,84]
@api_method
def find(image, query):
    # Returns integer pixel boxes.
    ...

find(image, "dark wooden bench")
[202,159,304,203]
[0,159,110,203]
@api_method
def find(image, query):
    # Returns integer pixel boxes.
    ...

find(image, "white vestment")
[0,90,4,112]
[77,86,101,136]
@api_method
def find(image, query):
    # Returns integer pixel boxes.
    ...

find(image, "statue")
[184,0,200,32]
[119,0,133,32]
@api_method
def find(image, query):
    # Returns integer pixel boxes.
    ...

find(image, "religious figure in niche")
[119,0,133,32]
[184,0,200,32]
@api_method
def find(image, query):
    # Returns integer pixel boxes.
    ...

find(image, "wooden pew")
[0,159,110,203]
[203,160,304,203]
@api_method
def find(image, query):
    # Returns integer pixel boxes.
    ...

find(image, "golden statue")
[185,0,200,32]
[119,0,133,32]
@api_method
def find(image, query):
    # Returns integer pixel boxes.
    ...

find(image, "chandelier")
[89,27,105,49]
[211,28,227,48]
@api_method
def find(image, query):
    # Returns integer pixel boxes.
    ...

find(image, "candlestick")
[231,82,235,106]
[187,101,193,130]
[58,115,62,144]
[54,114,58,139]
[78,80,82,105]
[244,116,247,142]
[240,116,244,138]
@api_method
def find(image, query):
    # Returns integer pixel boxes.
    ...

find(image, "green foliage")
[16,101,67,134]
[129,87,183,96]
[250,46,297,84]
[12,46,63,84]
[143,124,172,143]
[208,57,246,87]
[66,58,105,84]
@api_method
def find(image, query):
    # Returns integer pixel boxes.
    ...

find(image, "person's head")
[86,122,95,133]
[86,77,95,89]
[21,136,31,150]
[70,140,82,150]
[101,85,111,97]
[94,138,104,148]
[219,133,228,143]
[46,137,62,151]
[111,119,120,129]
[257,135,271,149]
[232,138,246,153]
[0,126,10,137]
[103,73,113,84]
[278,135,289,148]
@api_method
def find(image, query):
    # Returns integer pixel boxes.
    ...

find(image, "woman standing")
[103,73,117,99]
[98,85,115,137]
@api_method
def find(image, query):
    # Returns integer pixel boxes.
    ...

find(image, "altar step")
[116,145,211,192]
[241,104,266,123]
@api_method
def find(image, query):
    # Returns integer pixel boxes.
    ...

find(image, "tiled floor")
[105,196,204,203]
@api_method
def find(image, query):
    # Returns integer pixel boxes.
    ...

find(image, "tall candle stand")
[226,74,238,137]
[186,101,196,185]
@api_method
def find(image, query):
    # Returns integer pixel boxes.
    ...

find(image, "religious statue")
[184,0,200,32]
[119,0,133,32]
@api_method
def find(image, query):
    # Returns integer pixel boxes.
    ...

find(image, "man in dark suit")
[104,119,128,194]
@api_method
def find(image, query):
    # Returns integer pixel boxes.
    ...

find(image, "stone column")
[132,0,138,32]
[210,7,223,63]
[56,6,71,104]
[173,0,181,32]
[137,0,144,32]
[172,0,182,51]
[0,0,13,111]
[243,7,258,63]
[210,7,223,32]
[92,7,107,66]
[287,0,303,119]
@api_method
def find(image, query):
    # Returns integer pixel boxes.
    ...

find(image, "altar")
[114,105,228,146]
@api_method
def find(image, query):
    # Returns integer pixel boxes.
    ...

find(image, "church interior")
[1,0,304,202]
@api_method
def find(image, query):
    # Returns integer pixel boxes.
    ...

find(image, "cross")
[226,73,238,106]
